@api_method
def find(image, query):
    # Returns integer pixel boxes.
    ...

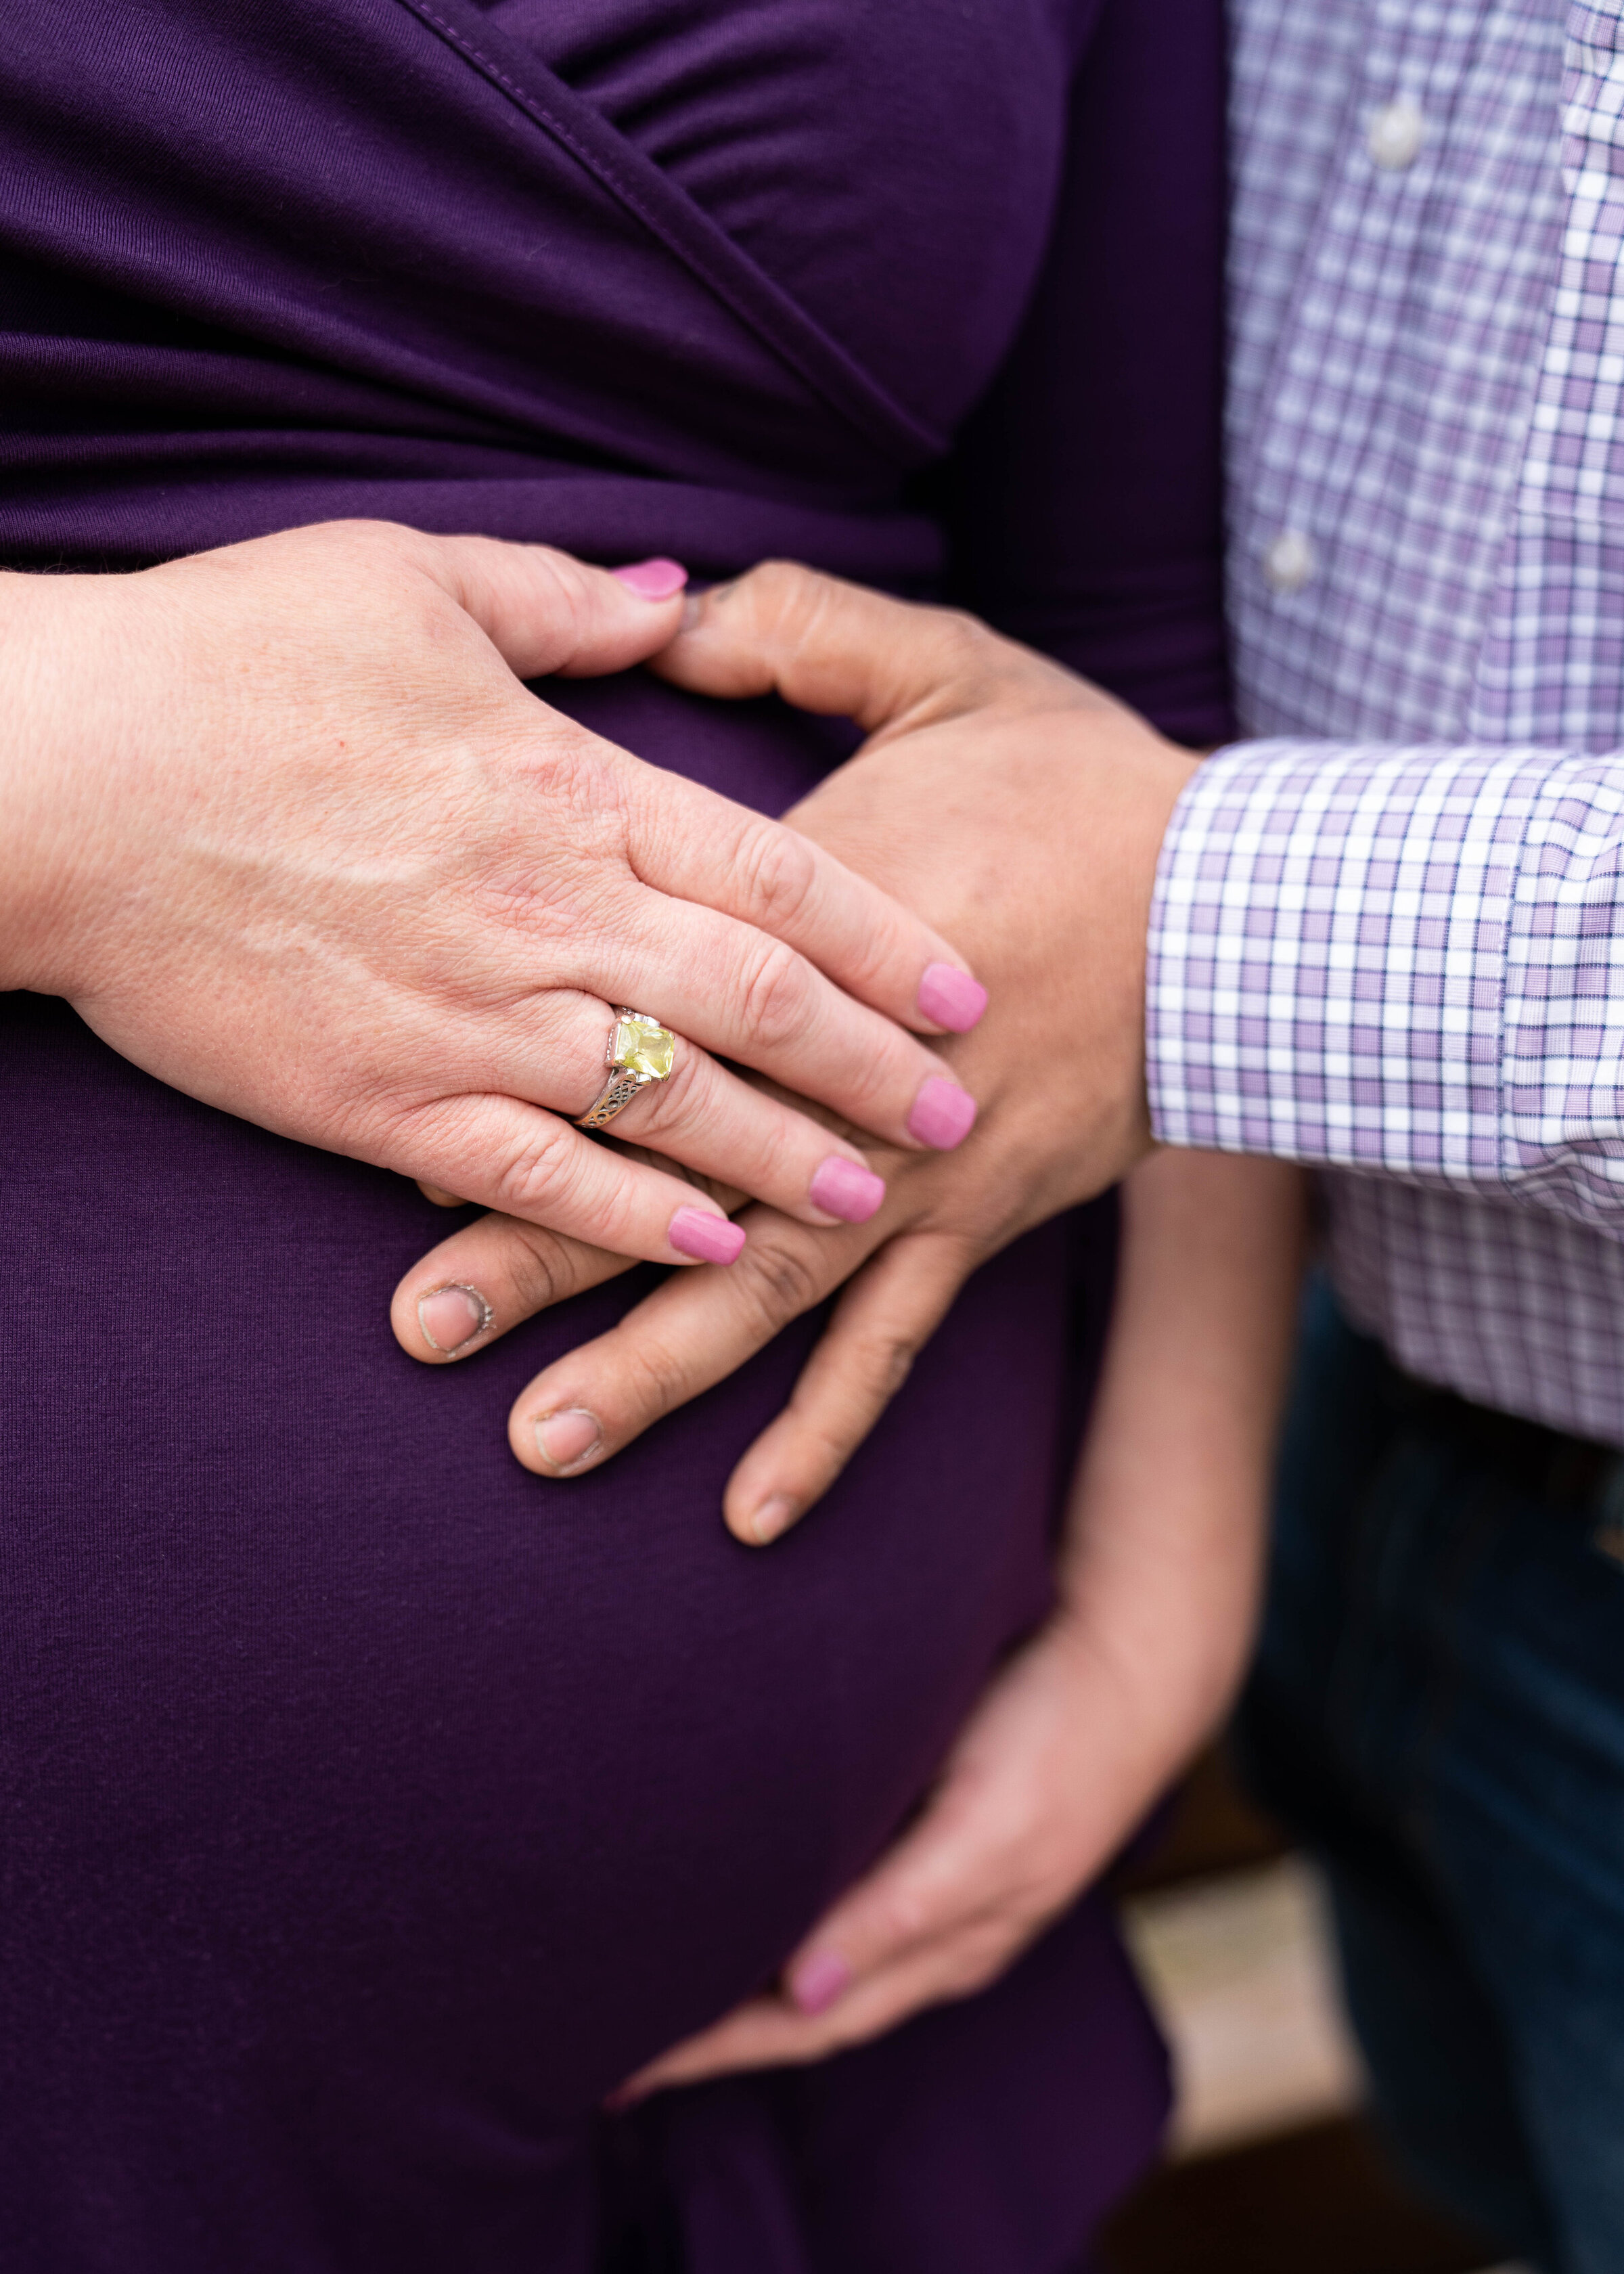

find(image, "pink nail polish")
[669,1207,746,1265]
[612,557,688,601]
[917,961,988,1033]
[789,1950,852,2016]
[535,1409,601,1469]
[907,1075,978,1150]
[417,1284,491,1354]
[808,1155,886,1224]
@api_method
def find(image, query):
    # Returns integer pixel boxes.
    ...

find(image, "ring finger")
[496,992,891,1229]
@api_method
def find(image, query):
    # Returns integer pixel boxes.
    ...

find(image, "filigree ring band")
[575,1008,679,1131]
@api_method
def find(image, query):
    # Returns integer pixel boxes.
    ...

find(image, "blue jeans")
[1237,1278,1624,2274]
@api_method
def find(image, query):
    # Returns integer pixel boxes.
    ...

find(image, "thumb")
[426,535,690,680]
[651,559,1038,738]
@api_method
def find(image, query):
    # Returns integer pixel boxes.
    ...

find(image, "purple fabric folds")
[0,3,1227,2266]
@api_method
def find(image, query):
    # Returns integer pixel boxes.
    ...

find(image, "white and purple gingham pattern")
[1149,0,1624,1443]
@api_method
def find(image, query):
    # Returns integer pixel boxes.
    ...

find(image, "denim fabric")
[1238,1276,1624,2274]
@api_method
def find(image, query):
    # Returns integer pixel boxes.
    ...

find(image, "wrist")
[1091,711,1198,1168]
[0,569,147,997]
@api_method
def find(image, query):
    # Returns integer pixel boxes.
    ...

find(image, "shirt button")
[1263,529,1317,594]
[1368,95,1426,171]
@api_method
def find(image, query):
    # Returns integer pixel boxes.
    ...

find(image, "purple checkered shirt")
[1148,0,1624,1444]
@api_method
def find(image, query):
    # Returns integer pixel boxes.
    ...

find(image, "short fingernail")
[612,556,688,601]
[535,1408,602,1469]
[748,1494,800,1545]
[907,1075,978,1150]
[917,961,988,1033]
[808,1155,886,1224]
[417,1283,491,1355]
[669,1207,746,1266]
[788,1950,852,2017]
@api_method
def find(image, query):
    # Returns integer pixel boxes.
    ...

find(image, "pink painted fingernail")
[808,1155,886,1224]
[535,1408,602,1469]
[612,557,688,601]
[669,1207,747,1266]
[917,961,988,1033]
[907,1075,978,1150]
[418,1283,491,1355]
[789,1950,852,2016]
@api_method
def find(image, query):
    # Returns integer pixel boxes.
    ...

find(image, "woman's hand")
[390,561,1198,1488]
[1,527,984,1271]
[612,1151,1306,2094]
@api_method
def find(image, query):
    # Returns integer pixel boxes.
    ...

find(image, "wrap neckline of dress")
[396,0,951,464]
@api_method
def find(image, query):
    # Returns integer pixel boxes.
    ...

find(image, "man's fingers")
[506,1207,880,1477]
[625,768,987,1038]
[721,1232,974,1544]
[422,533,689,679]
[652,559,1066,740]
[391,1213,637,1364]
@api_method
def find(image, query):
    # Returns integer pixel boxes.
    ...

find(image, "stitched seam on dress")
[399,0,945,462]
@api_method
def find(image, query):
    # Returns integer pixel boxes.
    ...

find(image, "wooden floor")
[1096,1753,1516,2274]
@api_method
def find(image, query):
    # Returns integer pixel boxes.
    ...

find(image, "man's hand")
[2,529,983,1274]
[392,561,1198,1503]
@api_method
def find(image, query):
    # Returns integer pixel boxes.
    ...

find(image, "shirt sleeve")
[1147,738,1624,1231]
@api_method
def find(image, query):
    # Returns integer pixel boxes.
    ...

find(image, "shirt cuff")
[1144,738,1560,1185]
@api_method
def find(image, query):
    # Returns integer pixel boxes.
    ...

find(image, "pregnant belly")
[0,676,1108,2189]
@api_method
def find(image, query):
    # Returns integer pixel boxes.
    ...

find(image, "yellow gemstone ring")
[575,1008,679,1131]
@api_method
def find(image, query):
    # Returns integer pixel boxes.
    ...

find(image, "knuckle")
[736,937,816,1054]
[605,1324,690,1424]
[737,1228,832,1324]
[879,1880,939,1944]
[736,818,819,929]
[528,548,595,653]
[742,556,821,628]
[505,1223,570,1312]
[916,608,1002,712]
[850,1328,920,1407]
[488,1120,580,1221]
[525,723,625,819]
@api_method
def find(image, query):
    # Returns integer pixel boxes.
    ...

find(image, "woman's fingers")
[415,532,690,680]
[482,985,892,1228]
[397,1092,748,1270]
[392,1214,638,1364]
[618,1618,1113,2101]
[616,1920,1022,2098]
[623,764,988,1040]
[608,881,980,1152]
[720,1231,974,1543]
[566,1023,889,1230]
[505,1206,885,1477]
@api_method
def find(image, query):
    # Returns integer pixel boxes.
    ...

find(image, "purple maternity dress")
[0,2,1230,2266]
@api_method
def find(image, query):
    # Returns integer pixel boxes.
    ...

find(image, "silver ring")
[575,1008,679,1132]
